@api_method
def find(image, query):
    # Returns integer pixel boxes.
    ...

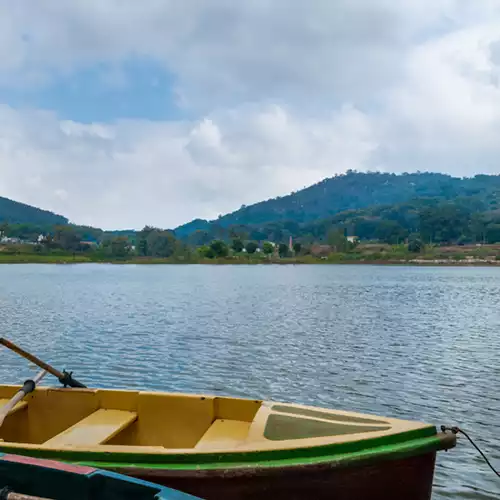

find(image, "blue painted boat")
[0,452,201,499]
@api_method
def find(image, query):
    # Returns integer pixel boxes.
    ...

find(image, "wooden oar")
[0,370,46,428]
[0,338,86,389]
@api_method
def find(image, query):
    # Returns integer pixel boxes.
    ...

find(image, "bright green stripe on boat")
[0,426,441,470]
[80,434,443,471]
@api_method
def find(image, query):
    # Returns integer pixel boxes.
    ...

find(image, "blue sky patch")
[0,59,183,123]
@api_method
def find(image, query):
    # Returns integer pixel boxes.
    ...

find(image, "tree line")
[178,199,500,247]
[3,197,500,260]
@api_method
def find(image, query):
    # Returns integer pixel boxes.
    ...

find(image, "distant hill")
[0,196,68,226]
[173,218,211,239]
[174,171,500,244]
[185,172,500,229]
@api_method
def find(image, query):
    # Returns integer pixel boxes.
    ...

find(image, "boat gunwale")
[0,430,455,471]
[107,434,453,477]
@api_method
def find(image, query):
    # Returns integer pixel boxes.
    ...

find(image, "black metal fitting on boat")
[58,370,87,389]
[441,425,459,434]
[21,378,36,395]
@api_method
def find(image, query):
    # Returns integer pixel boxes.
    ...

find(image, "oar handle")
[0,338,86,389]
[0,371,47,428]
[22,370,47,394]
[2,489,53,500]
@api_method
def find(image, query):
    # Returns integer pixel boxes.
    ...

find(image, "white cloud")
[377,19,500,175]
[0,104,377,229]
[2,2,500,226]
[392,23,500,141]
[0,1,483,105]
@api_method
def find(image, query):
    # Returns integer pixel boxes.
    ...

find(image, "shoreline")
[1,255,500,266]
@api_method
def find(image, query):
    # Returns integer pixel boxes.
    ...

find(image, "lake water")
[0,264,499,498]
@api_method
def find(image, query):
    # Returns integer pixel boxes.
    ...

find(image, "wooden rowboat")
[0,384,456,500]
[0,451,200,499]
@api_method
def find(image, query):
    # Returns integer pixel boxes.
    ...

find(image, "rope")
[441,425,500,478]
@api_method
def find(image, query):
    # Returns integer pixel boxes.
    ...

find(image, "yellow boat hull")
[0,385,455,499]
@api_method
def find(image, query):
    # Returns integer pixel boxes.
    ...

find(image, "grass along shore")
[2,243,500,265]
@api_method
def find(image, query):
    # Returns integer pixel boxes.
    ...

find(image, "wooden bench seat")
[0,398,28,416]
[195,419,250,450]
[44,409,137,447]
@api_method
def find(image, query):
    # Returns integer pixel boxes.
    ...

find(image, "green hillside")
[0,196,68,226]
[176,171,500,230]
[174,172,500,245]
[4,171,500,251]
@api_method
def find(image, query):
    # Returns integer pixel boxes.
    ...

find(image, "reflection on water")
[0,264,499,498]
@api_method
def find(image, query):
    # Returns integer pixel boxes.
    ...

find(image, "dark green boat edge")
[0,427,456,473]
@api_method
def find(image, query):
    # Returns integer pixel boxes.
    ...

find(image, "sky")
[1,1,500,229]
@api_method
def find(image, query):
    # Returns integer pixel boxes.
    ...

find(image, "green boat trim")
[0,427,453,472]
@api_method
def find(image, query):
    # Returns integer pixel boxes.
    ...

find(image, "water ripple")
[0,264,499,498]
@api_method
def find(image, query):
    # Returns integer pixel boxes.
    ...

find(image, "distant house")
[0,237,21,244]
[346,236,359,244]
[310,244,332,257]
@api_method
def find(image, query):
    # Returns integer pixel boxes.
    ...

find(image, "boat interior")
[0,385,428,453]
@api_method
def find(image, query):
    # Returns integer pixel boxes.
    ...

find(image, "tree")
[53,226,80,251]
[136,226,178,258]
[136,226,154,256]
[245,241,258,254]
[407,236,424,253]
[103,237,131,258]
[186,230,213,247]
[0,222,9,239]
[278,243,289,258]
[486,224,500,244]
[150,231,177,257]
[231,238,244,253]
[419,204,471,244]
[173,241,191,260]
[75,225,103,243]
[137,237,148,256]
[210,240,229,258]
[262,242,274,255]
[111,237,131,258]
[470,213,487,243]
[228,225,248,241]
[293,242,302,254]
[198,245,215,259]
[374,220,408,244]
[327,229,349,252]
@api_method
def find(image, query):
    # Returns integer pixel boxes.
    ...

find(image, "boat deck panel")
[43,409,137,447]
[195,419,251,450]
